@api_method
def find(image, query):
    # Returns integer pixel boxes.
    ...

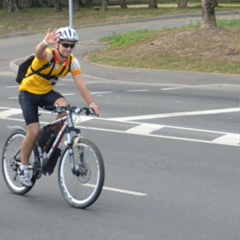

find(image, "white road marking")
[86,81,100,85]
[62,93,75,96]
[0,72,15,76]
[76,116,94,123]
[0,107,239,147]
[109,108,240,121]
[102,186,147,196]
[79,125,240,146]
[86,184,146,196]
[126,89,149,92]
[91,91,113,95]
[83,74,108,81]
[212,133,240,145]
[8,97,18,99]
[161,87,183,91]
[126,123,165,134]
[0,109,22,118]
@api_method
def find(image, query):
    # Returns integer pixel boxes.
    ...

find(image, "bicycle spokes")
[75,162,91,183]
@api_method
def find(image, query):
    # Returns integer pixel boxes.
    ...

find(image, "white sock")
[20,165,29,170]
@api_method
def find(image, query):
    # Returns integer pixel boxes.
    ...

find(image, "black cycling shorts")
[19,90,64,125]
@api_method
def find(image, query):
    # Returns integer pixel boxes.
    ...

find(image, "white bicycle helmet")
[57,27,79,43]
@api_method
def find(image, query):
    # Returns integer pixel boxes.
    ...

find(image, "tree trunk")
[120,0,127,9]
[85,0,93,8]
[101,0,108,11]
[178,0,187,8]
[201,0,217,29]
[53,0,63,12]
[7,0,21,12]
[0,0,3,9]
[30,0,43,7]
[148,0,158,9]
[73,0,80,11]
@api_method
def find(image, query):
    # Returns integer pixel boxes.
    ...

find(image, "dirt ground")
[146,27,240,62]
[88,26,240,74]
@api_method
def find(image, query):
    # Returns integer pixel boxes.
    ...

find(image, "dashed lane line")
[86,184,147,196]
[161,87,183,91]
[102,186,147,196]
[91,91,113,95]
[126,89,149,92]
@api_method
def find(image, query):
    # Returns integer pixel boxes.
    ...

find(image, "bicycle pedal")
[36,171,42,179]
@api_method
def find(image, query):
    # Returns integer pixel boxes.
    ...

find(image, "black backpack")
[16,50,71,84]
[16,55,34,84]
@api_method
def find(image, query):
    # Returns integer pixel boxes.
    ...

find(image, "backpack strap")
[27,49,55,80]
[53,54,72,78]
[26,50,71,81]
[62,54,72,76]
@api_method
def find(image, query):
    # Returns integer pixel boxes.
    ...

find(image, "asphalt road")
[0,12,240,240]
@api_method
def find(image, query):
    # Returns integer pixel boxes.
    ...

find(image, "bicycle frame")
[37,109,82,175]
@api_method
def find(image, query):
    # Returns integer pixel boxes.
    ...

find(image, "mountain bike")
[1,105,105,209]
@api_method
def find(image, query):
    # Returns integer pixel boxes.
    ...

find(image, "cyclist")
[18,27,100,187]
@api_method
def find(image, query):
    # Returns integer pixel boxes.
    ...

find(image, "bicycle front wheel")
[1,129,35,195]
[58,138,105,209]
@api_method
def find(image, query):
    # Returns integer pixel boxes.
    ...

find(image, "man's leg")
[21,122,40,166]
[18,122,40,187]
[54,97,69,132]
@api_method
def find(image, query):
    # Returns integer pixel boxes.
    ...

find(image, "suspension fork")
[68,147,76,174]
[65,127,82,175]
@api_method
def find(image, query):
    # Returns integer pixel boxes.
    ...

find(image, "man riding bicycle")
[18,27,99,187]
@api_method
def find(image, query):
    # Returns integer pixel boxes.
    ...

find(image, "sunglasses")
[61,43,75,49]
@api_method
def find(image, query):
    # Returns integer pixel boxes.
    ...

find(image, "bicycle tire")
[58,138,105,208]
[1,129,36,195]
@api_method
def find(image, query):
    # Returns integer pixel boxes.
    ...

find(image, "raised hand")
[44,28,61,45]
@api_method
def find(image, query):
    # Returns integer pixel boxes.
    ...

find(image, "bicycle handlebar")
[43,105,95,116]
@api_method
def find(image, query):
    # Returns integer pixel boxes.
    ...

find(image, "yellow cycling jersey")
[19,48,81,95]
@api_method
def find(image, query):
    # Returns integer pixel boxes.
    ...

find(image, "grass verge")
[87,18,240,74]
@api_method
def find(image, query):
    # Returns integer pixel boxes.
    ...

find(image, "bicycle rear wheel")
[58,138,105,208]
[1,129,36,195]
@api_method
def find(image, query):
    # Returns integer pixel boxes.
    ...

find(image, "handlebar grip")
[83,107,95,116]
[89,108,95,115]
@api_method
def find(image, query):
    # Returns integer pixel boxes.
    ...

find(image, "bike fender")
[64,136,83,148]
